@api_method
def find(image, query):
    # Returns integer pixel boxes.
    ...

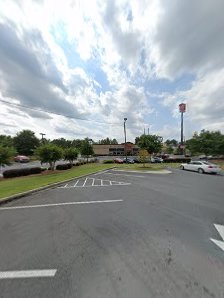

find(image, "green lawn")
[115,162,181,171]
[0,163,114,200]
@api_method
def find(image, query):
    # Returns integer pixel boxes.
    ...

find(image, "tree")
[186,130,224,156]
[98,138,118,144]
[138,149,149,167]
[0,135,14,147]
[165,139,178,147]
[35,144,63,170]
[64,148,79,165]
[0,145,16,175]
[80,140,94,162]
[13,130,40,156]
[165,145,174,154]
[136,134,162,154]
[51,138,72,148]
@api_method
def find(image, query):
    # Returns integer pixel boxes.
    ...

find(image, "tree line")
[0,129,223,171]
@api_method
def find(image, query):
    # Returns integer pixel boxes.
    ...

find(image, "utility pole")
[124,118,127,162]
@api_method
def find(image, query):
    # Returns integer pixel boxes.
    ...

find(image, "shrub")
[103,160,114,164]
[56,164,72,170]
[163,158,191,163]
[3,167,42,178]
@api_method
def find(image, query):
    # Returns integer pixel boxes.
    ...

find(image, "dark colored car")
[123,158,134,164]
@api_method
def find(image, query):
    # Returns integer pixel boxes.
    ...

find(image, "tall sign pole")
[124,118,127,162]
[179,103,186,155]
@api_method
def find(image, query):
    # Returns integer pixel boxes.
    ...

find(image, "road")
[0,169,223,297]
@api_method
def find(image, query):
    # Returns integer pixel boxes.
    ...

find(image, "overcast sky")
[0,0,224,142]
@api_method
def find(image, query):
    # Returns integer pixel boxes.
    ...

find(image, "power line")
[0,99,122,126]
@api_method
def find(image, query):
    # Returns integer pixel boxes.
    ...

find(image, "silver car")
[180,160,221,174]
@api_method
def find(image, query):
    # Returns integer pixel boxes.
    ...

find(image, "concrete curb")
[0,167,115,206]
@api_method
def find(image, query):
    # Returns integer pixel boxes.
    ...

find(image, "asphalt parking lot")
[0,169,223,298]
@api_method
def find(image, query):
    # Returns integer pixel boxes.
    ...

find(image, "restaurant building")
[93,142,139,156]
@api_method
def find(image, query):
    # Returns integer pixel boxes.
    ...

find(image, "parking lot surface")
[0,169,223,297]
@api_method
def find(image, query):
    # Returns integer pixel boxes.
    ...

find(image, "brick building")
[93,142,139,156]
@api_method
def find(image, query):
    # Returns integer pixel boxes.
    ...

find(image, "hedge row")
[103,160,115,164]
[2,160,97,178]
[56,164,72,170]
[163,158,191,163]
[3,167,42,178]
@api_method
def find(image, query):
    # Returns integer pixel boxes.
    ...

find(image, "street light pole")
[124,118,127,162]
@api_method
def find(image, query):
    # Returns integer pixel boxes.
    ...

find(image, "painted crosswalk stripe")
[0,270,57,279]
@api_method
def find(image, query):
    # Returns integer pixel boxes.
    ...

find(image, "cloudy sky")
[0,0,224,143]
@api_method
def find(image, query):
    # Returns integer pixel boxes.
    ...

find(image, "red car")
[14,155,30,163]
[113,158,124,164]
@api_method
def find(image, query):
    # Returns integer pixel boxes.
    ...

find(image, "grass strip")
[0,164,114,200]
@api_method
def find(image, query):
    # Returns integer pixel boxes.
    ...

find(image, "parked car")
[113,158,124,164]
[133,157,140,163]
[14,155,30,163]
[151,157,163,163]
[180,160,221,174]
[123,158,134,164]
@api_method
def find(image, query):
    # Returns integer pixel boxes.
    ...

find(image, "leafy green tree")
[98,138,118,144]
[81,140,94,162]
[51,138,72,148]
[13,130,40,156]
[0,135,14,147]
[165,139,178,147]
[64,148,79,165]
[165,145,174,154]
[35,144,63,170]
[0,145,16,175]
[186,130,224,155]
[136,134,162,154]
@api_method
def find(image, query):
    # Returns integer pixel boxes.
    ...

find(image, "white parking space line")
[83,178,88,187]
[0,269,57,279]
[0,199,123,211]
[73,180,79,187]
[58,177,131,189]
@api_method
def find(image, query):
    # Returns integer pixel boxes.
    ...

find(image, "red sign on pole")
[179,103,186,113]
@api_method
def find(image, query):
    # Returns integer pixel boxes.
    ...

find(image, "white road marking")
[58,177,131,188]
[210,224,224,252]
[82,178,88,187]
[0,269,57,279]
[73,180,79,187]
[0,199,123,211]
[214,224,224,240]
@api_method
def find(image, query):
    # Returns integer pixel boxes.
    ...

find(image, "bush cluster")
[3,167,42,178]
[56,164,72,170]
[103,160,114,164]
[163,158,191,163]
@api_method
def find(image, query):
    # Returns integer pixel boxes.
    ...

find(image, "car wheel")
[181,166,184,170]
[198,168,204,174]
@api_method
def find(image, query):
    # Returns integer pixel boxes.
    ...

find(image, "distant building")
[93,142,139,156]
